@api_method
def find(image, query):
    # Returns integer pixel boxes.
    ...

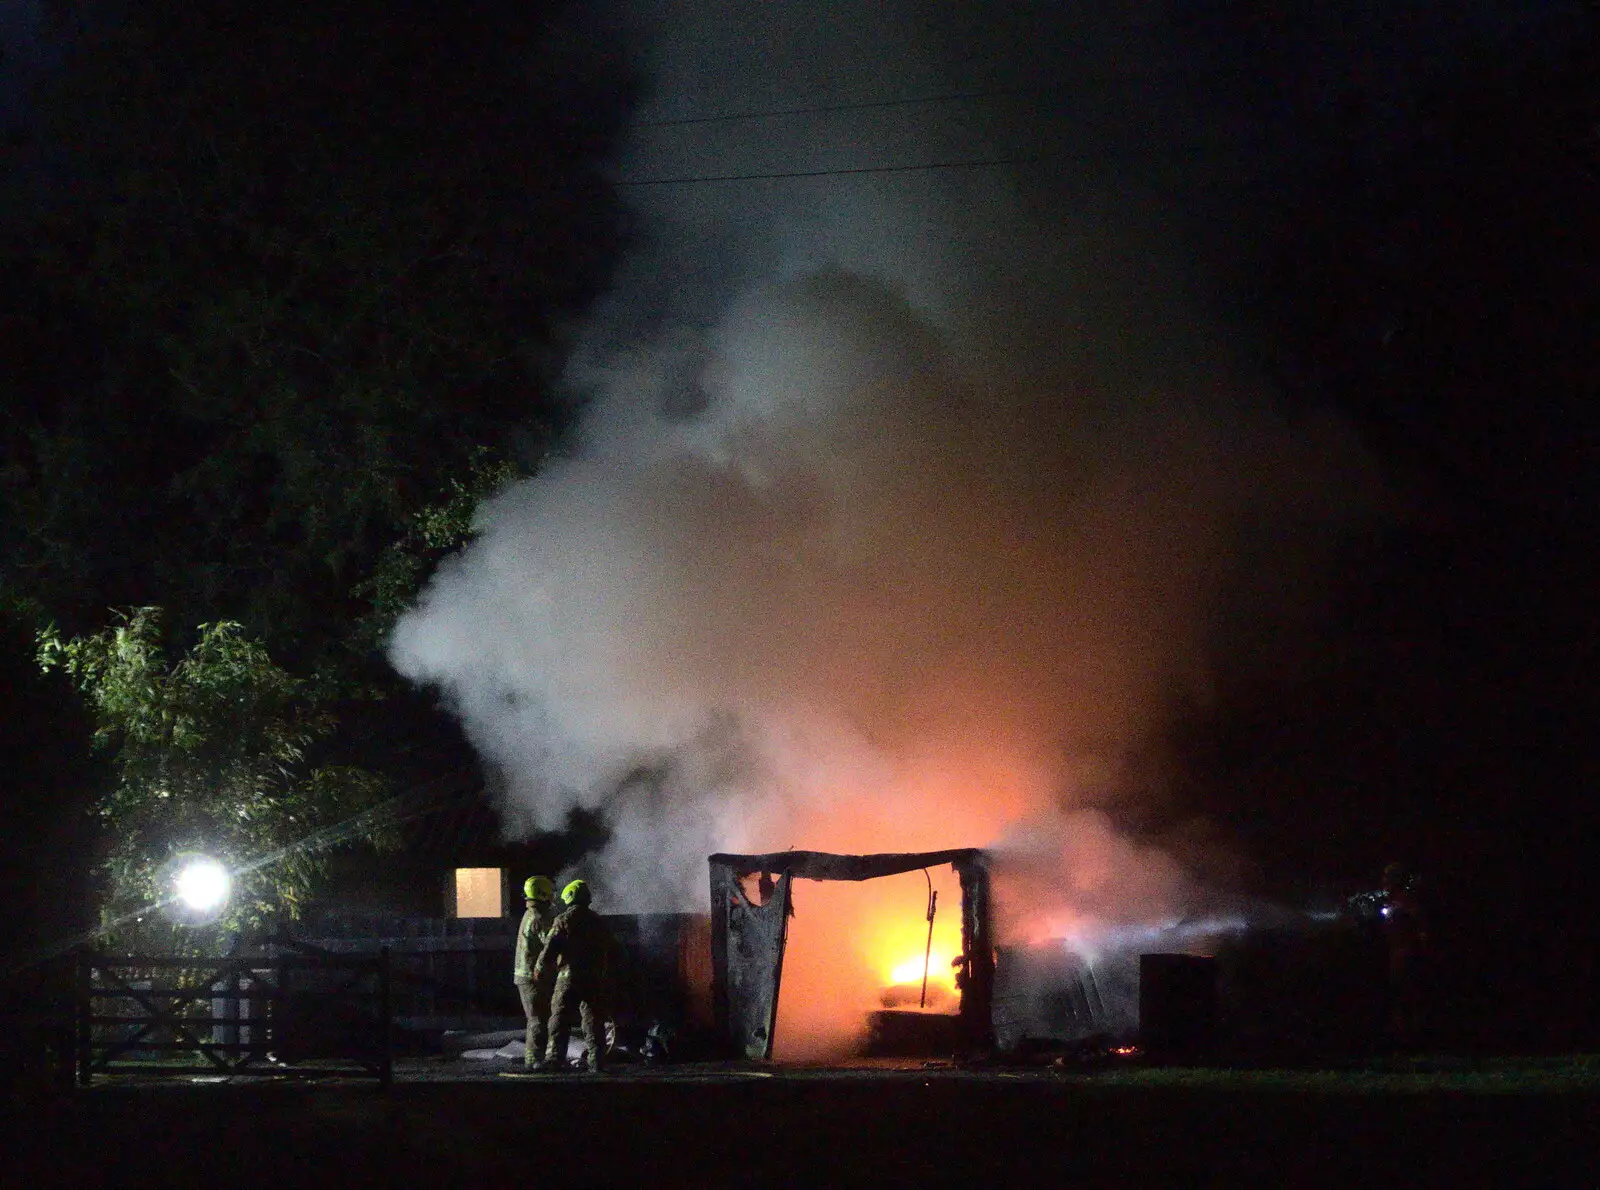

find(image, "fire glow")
[390,174,1370,1060]
[769,858,971,1060]
[887,953,955,990]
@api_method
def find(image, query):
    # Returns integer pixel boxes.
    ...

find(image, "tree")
[0,2,635,871]
[0,591,100,967]
[2,0,633,684]
[40,608,390,948]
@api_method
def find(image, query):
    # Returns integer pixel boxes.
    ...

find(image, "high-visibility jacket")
[512,901,558,983]
[534,903,609,994]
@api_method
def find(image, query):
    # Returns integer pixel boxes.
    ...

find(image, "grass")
[1067,1053,1600,1094]
[10,1052,1599,1187]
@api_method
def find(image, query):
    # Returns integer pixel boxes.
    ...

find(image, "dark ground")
[6,1056,1599,1188]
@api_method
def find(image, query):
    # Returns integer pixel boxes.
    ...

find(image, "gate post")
[273,948,290,1063]
[228,958,242,1051]
[74,950,93,1087]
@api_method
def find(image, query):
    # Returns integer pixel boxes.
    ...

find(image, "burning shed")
[709,849,994,1059]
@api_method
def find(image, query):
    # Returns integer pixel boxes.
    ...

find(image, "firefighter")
[513,875,558,1069]
[536,878,611,1072]
[1380,862,1430,1043]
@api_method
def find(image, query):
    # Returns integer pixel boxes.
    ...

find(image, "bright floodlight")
[175,856,231,913]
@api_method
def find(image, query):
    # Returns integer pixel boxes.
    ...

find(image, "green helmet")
[523,875,555,902]
[561,878,591,907]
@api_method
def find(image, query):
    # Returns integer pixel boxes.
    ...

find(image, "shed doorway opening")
[775,865,964,1061]
[709,849,993,1061]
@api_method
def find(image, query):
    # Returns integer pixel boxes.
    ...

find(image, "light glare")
[889,951,956,989]
[175,857,231,912]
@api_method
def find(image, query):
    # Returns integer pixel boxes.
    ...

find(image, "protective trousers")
[515,978,550,1067]
[545,968,605,1071]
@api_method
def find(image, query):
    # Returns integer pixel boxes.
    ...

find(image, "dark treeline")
[0,0,636,973]
[1175,8,1600,1042]
[2,0,637,741]
[2,0,633,671]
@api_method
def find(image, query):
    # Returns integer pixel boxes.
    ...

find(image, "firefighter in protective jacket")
[513,875,558,1068]
[535,878,611,1071]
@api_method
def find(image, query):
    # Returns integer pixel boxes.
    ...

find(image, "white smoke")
[389,1,1380,924]
[391,265,1369,915]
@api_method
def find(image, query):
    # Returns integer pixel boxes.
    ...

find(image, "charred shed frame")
[708,848,994,1059]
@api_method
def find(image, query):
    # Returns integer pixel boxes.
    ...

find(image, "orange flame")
[773,864,965,1061]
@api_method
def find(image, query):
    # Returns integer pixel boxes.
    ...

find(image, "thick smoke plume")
[392,253,1363,911]
[390,3,1377,1052]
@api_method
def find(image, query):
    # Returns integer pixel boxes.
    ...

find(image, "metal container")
[1139,953,1218,1058]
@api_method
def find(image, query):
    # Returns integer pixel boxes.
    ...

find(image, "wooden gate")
[75,946,391,1085]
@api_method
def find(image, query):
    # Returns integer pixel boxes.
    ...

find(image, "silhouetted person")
[536,879,611,1072]
[1381,862,1430,1044]
[513,875,558,1069]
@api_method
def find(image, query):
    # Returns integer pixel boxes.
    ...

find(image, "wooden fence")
[75,946,392,1086]
[297,932,518,1031]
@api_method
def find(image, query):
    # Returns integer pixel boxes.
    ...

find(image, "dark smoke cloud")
[390,0,1382,921]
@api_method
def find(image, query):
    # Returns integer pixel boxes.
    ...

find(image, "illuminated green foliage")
[349,445,526,662]
[40,608,391,944]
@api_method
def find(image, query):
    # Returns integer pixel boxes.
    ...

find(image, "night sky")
[2,1,1597,1042]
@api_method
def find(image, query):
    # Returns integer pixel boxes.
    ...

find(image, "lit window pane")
[454,868,503,918]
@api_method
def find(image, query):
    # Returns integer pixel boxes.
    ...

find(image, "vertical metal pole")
[919,871,937,1010]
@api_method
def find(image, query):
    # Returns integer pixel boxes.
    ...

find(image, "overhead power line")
[615,141,1252,187]
[616,155,1041,188]
[634,87,1036,129]
[633,64,1247,130]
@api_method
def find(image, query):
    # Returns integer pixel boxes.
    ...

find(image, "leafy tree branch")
[40,608,392,947]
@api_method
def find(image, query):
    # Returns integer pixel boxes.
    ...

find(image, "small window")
[453,867,504,918]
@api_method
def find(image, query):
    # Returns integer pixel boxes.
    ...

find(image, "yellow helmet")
[560,878,591,907]
[523,875,555,902]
